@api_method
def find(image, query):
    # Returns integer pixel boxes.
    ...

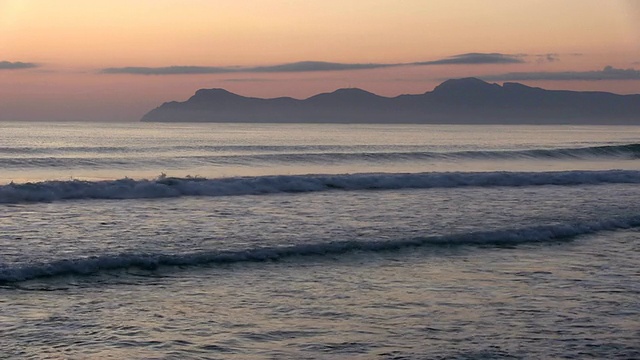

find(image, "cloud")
[481,66,640,81]
[534,53,559,63]
[101,53,525,75]
[101,66,235,75]
[415,53,525,65]
[253,61,395,72]
[0,61,38,70]
[222,78,277,82]
[101,61,394,75]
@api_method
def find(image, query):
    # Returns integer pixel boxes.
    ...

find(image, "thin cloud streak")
[100,53,526,75]
[535,53,559,63]
[101,61,395,75]
[415,53,525,65]
[251,61,396,72]
[481,66,640,81]
[0,61,38,70]
[101,66,235,75]
[222,78,277,82]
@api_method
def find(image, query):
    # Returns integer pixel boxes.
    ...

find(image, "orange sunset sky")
[1,0,639,121]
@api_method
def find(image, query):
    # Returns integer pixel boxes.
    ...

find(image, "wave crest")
[2,216,638,284]
[2,170,640,204]
[1,143,639,169]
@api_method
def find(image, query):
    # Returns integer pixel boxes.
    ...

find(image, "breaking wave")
[2,216,639,284]
[1,169,640,204]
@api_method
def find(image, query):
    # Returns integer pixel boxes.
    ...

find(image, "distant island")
[141,78,640,124]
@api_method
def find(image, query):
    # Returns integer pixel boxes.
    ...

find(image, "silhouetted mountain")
[141,78,640,124]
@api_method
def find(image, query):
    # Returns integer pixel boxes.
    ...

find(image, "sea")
[1,122,639,359]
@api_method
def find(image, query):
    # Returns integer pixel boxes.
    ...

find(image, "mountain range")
[141,78,640,124]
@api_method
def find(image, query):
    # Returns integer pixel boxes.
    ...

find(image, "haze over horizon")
[1,0,639,121]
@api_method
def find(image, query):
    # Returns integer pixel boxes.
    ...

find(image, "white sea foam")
[1,216,638,284]
[1,169,640,204]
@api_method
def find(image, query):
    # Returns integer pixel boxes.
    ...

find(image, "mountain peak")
[432,77,501,94]
[307,87,382,102]
[189,88,243,102]
[330,88,376,95]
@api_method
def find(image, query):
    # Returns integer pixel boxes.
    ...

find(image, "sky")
[0,0,639,121]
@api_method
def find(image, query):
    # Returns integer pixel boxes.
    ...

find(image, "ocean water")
[1,122,639,359]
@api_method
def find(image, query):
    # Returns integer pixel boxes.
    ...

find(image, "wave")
[2,169,640,204]
[455,143,640,160]
[0,144,403,155]
[2,216,639,284]
[184,143,640,164]
[1,143,638,168]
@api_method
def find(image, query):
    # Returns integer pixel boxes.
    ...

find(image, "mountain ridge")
[141,78,640,124]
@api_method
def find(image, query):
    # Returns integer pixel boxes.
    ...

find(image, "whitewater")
[1,122,639,359]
